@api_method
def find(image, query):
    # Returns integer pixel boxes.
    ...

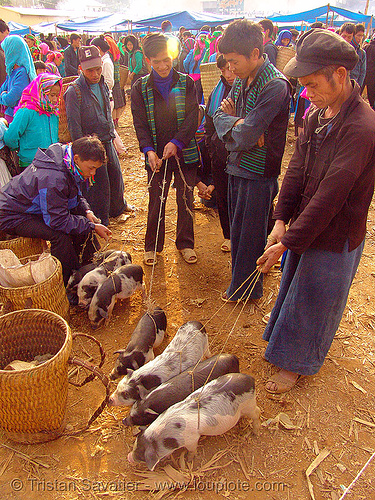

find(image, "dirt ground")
[0,104,375,500]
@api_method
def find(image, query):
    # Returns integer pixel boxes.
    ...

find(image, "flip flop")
[265,371,303,394]
[144,251,157,266]
[180,248,197,264]
[221,239,231,252]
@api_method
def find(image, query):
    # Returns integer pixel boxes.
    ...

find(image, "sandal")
[265,371,303,394]
[221,239,231,252]
[144,251,157,266]
[180,248,197,264]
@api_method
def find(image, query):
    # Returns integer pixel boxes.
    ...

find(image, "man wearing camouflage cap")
[257,29,375,393]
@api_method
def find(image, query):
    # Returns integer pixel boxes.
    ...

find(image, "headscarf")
[24,34,39,47]
[2,35,36,80]
[45,62,61,76]
[104,35,120,61]
[193,34,208,62]
[208,31,221,57]
[24,34,40,61]
[118,35,126,56]
[183,37,195,52]
[14,72,62,117]
[275,30,292,47]
[39,42,49,56]
[46,51,63,63]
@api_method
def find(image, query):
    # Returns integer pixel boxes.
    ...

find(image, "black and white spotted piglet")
[108,321,210,406]
[128,373,261,471]
[88,264,144,329]
[110,307,167,380]
[66,249,115,301]
[77,250,132,308]
[124,353,240,427]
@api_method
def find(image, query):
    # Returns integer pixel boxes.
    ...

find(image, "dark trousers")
[83,141,126,226]
[13,216,99,285]
[211,152,230,240]
[145,162,197,252]
[227,174,278,300]
[263,240,364,375]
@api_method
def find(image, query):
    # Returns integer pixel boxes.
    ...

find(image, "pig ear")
[145,448,160,471]
[126,368,134,376]
[114,349,126,355]
[138,385,149,400]
[145,408,158,416]
[98,307,108,319]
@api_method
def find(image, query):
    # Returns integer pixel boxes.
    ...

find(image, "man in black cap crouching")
[257,28,375,393]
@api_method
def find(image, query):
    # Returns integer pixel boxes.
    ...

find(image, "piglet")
[128,373,261,471]
[108,321,210,407]
[65,250,115,302]
[88,264,144,329]
[77,250,132,308]
[124,353,240,427]
[110,307,167,380]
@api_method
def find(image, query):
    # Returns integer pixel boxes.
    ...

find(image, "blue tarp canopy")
[135,10,241,30]
[8,21,37,36]
[269,5,373,25]
[56,14,147,33]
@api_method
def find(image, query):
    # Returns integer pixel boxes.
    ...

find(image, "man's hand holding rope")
[94,224,112,241]
[257,220,287,274]
[147,150,163,172]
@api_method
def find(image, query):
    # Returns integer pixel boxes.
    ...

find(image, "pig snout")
[127,451,136,465]
[108,393,120,406]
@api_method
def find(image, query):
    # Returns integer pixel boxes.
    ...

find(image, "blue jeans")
[227,174,278,300]
[263,240,364,375]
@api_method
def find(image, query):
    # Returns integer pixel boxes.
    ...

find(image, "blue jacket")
[64,44,79,77]
[183,49,206,75]
[0,143,94,235]
[64,73,115,143]
[0,66,30,118]
[351,40,366,88]
[3,108,59,168]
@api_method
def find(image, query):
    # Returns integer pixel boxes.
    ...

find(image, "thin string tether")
[146,159,169,305]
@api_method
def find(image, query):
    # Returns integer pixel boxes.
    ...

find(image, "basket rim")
[0,308,71,374]
[0,253,60,292]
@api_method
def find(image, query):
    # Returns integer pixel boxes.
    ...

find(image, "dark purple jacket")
[275,83,375,254]
[0,143,94,235]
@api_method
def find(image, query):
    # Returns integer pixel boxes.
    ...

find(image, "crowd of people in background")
[0,16,374,394]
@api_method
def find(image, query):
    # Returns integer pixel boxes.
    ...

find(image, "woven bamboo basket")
[0,309,72,443]
[0,310,110,444]
[0,254,69,320]
[58,76,78,144]
[200,62,222,104]
[276,46,296,75]
[0,234,44,259]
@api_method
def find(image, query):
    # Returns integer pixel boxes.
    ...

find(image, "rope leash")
[146,159,169,304]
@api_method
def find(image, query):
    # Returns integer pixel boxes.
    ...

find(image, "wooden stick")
[338,452,375,499]
[0,443,50,468]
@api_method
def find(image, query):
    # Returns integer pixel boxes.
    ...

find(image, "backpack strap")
[71,82,82,107]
